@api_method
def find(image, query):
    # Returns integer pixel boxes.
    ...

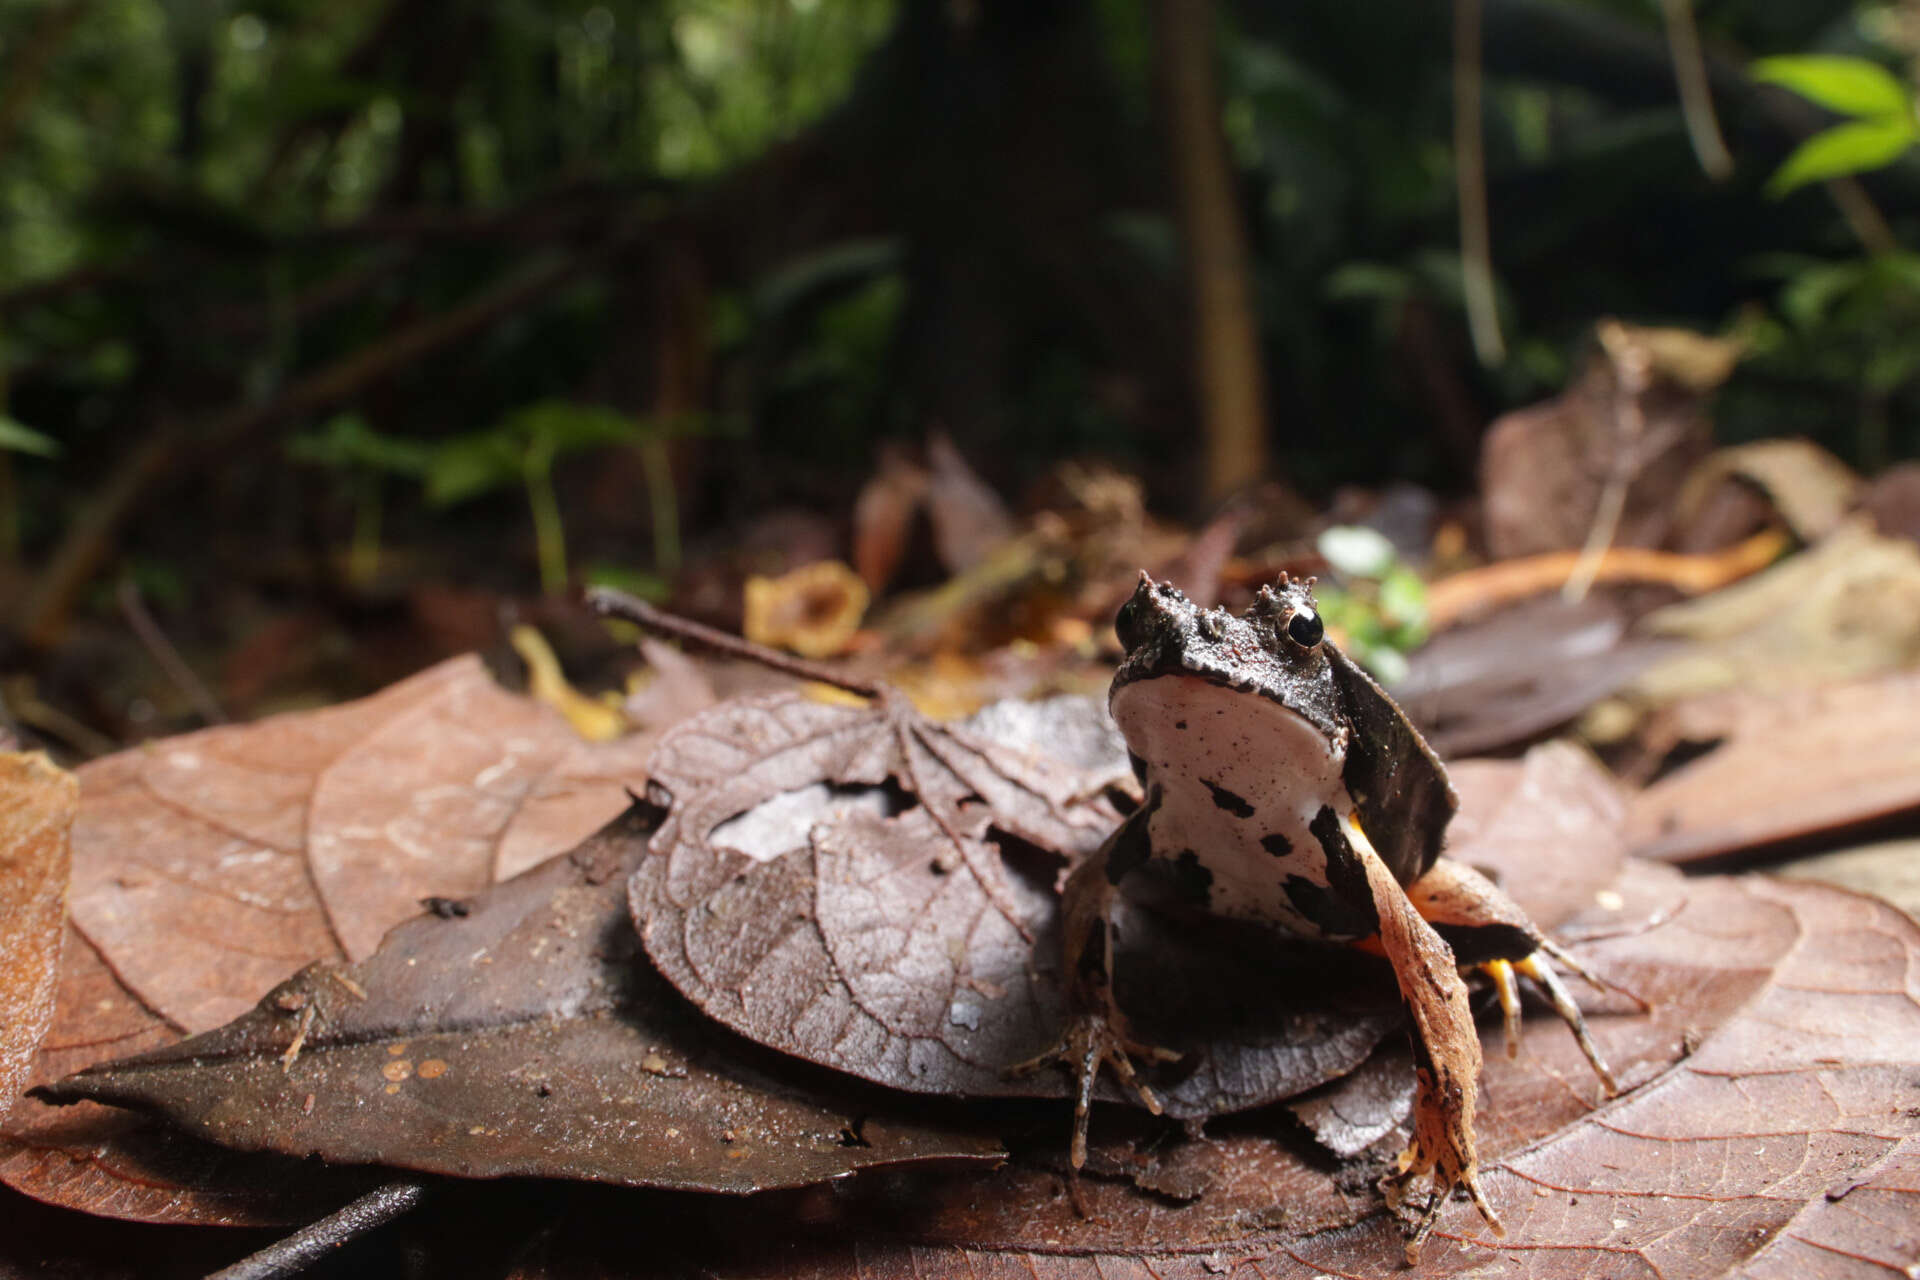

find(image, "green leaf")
[1779,259,1870,329]
[289,414,429,476]
[1766,117,1919,197]
[502,401,644,454]
[583,564,670,601]
[425,435,520,506]
[0,417,60,458]
[1752,55,1913,122]
[1377,566,1429,634]
[1324,262,1413,304]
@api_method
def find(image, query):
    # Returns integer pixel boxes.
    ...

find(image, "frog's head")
[1109,572,1345,743]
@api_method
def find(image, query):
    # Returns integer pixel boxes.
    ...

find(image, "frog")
[1014,572,1620,1263]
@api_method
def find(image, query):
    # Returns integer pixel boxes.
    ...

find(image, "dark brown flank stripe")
[1104,791,1158,885]
[1171,849,1213,904]
[1430,921,1539,967]
[1284,805,1380,936]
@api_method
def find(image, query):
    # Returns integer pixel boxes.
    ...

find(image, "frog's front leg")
[1409,856,1631,1096]
[1008,802,1180,1170]
[1338,814,1502,1262]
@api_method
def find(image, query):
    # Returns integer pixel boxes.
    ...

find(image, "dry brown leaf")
[636,689,1627,1127]
[1480,322,1721,561]
[1674,437,1861,544]
[743,561,871,658]
[497,864,1919,1280]
[1629,519,1920,706]
[43,807,1003,1194]
[925,433,1016,574]
[0,753,77,1125]
[1396,596,1683,756]
[1630,673,1920,864]
[852,444,932,593]
[3,655,674,1221]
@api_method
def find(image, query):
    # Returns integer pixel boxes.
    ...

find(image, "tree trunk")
[1155,0,1270,500]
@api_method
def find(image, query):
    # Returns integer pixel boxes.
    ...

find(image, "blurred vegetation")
[3,0,1920,717]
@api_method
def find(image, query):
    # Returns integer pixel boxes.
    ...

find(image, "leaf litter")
[0,752,78,1125]
[1,650,692,1222]
[39,805,1003,1193]
[7,581,1920,1275]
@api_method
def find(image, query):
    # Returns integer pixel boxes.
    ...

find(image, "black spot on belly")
[1300,805,1381,936]
[1171,849,1214,905]
[1260,832,1293,858]
[1203,778,1255,818]
[1175,720,1188,730]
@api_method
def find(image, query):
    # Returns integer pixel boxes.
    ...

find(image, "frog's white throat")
[1110,674,1360,936]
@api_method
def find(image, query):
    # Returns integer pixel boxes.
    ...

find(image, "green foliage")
[1767,116,1917,196]
[1752,54,1918,196]
[0,417,60,458]
[288,413,428,477]
[1752,54,1912,121]
[425,400,704,594]
[1312,526,1429,685]
[425,401,642,507]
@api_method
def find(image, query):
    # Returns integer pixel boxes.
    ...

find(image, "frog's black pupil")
[1116,599,1144,649]
[1287,609,1323,648]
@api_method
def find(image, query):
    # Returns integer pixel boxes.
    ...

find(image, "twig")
[204,1180,428,1280]
[1825,174,1899,258]
[1454,0,1505,366]
[117,578,227,725]
[584,586,882,698]
[1659,0,1733,181]
[1425,528,1787,629]
[1563,322,1655,603]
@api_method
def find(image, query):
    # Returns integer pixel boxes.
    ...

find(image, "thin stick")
[118,577,228,725]
[584,585,882,698]
[1659,0,1733,181]
[1563,323,1654,604]
[204,1180,427,1280]
[1453,0,1504,366]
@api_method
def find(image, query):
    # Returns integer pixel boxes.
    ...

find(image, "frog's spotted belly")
[1110,675,1381,941]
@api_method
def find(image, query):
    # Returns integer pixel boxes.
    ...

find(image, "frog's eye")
[1116,596,1148,650]
[1285,608,1324,648]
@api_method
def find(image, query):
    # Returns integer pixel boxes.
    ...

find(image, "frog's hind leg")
[1337,813,1503,1262]
[1007,806,1181,1174]
[1407,857,1633,1096]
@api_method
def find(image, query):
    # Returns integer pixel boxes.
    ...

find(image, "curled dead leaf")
[743,561,871,659]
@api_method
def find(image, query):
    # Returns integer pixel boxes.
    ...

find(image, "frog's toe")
[1007,1011,1180,1168]
[1383,1132,1505,1265]
[1514,949,1620,1097]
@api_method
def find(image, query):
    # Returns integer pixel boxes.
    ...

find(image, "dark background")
[2,0,1915,739]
